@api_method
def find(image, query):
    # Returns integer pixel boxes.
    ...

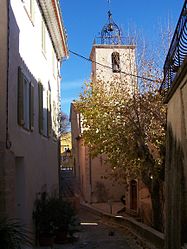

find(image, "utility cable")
[69,50,160,83]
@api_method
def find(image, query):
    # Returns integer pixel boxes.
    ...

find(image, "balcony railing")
[161,0,187,94]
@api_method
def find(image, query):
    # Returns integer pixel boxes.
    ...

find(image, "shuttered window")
[30,0,35,22]
[52,49,57,78]
[38,82,52,137]
[43,89,48,137]
[52,101,58,140]
[30,83,34,130]
[18,67,24,126]
[23,0,35,24]
[41,20,46,54]
[47,89,52,137]
[17,67,34,131]
[38,82,43,134]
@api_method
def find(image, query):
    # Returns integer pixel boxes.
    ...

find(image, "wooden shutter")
[17,67,24,126]
[47,90,52,137]
[38,82,43,134]
[30,82,34,131]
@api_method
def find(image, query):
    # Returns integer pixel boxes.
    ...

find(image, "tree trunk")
[150,179,164,232]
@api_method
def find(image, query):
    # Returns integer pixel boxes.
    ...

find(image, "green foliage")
[33,192,54,235]
[76,78,166,186]
[75,62,166,232]
[46,198,76,232]
[75,33,169,230]
[0,217,32,249]
[33,192,78,236]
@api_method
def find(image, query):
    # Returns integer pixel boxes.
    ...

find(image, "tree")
[75,36,167,231]
[58,111,70,136]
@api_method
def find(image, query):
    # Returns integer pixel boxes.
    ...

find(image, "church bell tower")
[90,9,136,93]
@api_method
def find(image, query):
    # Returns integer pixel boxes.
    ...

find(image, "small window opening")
[112,52,120,73]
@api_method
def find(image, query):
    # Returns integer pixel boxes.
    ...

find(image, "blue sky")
[60,0,184,116]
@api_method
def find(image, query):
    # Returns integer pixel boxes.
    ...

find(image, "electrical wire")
[69,50,160,83]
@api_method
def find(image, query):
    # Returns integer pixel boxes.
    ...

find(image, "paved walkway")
[90,201,125,215]
[36,207,137,249]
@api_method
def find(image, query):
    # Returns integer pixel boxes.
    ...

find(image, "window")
[52,49,57,78]
[47,84,52,136]
[41,20,46,54]
[52,101,57,139]
[42,89,48,136]
[111,52,121,73]
[23,0,35,23]
[38,82,51,137]
[17,67,34,131]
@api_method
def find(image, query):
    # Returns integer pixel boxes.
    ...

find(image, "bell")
[108,23,113,31]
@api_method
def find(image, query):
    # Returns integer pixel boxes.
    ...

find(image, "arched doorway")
[130,180,137,210]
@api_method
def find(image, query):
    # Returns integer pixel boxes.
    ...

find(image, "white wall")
[91,45,136,95]
[8,0,61,225]
[0,1,8,144]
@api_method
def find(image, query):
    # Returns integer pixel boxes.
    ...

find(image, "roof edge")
[38,0,69,60]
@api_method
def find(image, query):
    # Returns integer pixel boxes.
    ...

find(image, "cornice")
[38,0,69,60]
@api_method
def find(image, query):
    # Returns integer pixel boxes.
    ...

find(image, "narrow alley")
[36,206,144,249]
[55,169,150,249]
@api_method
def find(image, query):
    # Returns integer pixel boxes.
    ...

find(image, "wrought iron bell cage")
[100,11,124,45]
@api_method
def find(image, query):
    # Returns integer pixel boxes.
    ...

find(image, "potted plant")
[33,192,55,246]
[46,198,79,244]
[33,193,79,245]
[0,217,32,249]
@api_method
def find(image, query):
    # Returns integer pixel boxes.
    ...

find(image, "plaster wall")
[5,0,62,224]
[90,155,125,203]
[90,45,136,94]
[167,74,187,192]
[71,104,126,204]
[0,0,8,144]
[78,139,92,202]
[77,140,126,204]
[165,72,187,248]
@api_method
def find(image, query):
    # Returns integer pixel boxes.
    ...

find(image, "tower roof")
[98,10,124,45]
